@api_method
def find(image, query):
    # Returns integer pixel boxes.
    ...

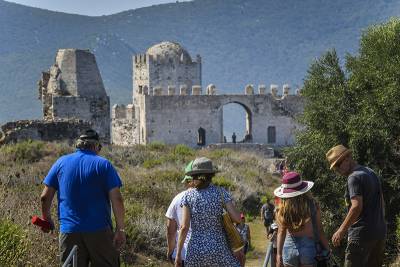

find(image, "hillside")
[1,0,400,123]
[0,141,280,265]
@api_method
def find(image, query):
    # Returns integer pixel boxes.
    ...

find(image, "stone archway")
[219,100,253,143]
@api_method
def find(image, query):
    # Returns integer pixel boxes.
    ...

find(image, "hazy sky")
[8,0,191,16]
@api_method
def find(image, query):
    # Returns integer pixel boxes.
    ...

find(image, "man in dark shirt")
[326,145,386,267]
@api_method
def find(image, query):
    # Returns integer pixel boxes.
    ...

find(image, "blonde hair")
[276,192,314,232]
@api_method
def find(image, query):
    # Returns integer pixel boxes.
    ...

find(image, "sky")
[8,0,191,16]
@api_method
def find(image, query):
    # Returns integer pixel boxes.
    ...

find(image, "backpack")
[263,204,274,226]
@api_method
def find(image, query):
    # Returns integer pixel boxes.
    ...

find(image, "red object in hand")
[31,216,52,231]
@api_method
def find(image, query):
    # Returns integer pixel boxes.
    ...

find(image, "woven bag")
[219,187,245,252]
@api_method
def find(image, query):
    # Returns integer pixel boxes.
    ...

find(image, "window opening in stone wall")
[268,126,276,143]
[222,102,252,143]
[197,127,206,146]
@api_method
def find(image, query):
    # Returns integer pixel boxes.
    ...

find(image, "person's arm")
[276,225,286,267]
[40,185,56,231]
[166,218,177,261]
[316,205,329,250]
[175,206,190,267]
[332,196,363,247]
[109,187,126,249]
[226,201,241,223]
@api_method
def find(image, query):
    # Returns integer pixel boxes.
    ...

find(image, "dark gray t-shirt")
[345,166,387,241]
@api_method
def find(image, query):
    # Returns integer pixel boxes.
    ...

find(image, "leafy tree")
[286,18,400,263]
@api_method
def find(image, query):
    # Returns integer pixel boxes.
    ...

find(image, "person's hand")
[174,255,182,267]
[332,228,345,247]
[41,217,55,233]
[113,230,126,250]
[276,254,284,267]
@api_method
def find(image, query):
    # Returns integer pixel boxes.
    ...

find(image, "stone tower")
[133,41,202,100]
[38,49,110,141]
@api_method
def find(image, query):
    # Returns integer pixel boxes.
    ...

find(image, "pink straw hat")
[274,171,314,198]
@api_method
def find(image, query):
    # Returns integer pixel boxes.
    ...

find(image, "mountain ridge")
[1,0,399,123]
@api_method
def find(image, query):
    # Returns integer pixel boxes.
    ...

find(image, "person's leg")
[83,228,119,267]
[59,232,90,267]
[365,239,385,267]
[282,235,299,267]
[344,240,367,267]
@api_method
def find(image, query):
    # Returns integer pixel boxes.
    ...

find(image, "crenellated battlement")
[112,104,135,120]
[113,41,304,147]
[133,83,302,98]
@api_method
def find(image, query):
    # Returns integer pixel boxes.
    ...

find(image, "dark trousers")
[60,228,120,267]
[344,239,385,267]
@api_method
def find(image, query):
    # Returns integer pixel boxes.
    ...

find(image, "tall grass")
[0,141,280,266]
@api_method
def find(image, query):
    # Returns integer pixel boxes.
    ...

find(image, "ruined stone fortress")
[0,41,304,148]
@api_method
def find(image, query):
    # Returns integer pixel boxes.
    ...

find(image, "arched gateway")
[112,87,304,147]
[111,41,304,147]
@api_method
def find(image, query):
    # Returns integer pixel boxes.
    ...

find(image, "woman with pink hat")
[274,172,330,267]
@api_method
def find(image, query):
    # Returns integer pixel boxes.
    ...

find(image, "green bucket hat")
[184,157,218,176]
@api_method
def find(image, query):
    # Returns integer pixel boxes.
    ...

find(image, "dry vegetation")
[0,140,280,266]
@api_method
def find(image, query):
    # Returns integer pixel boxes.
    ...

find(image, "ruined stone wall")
[134,85,304,147]
[38,49,111,141]
[52,96,110,141]
[0,120,92,145]
[111,104,138,146]
[207,143,275,158]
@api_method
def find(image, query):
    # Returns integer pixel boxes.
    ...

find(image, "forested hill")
[1,0,399,123]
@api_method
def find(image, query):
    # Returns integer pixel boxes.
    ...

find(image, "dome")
[146,41,192,63]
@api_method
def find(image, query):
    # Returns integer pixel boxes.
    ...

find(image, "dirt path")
[246,219,270,267]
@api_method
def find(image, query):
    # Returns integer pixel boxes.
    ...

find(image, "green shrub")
[208,149,232,159]
[174,144,194,157]
[147,141,166,151]
[142,158,163,169]
[260,192,274,204]
[213,175,235,190]
[0,220,28,266]
[396,215,400,240]
[150,170,184,183]
[1,140,46,163]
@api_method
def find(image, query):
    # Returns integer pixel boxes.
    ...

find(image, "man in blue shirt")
[40,129,125,266]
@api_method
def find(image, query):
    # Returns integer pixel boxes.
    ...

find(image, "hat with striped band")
[274,171,314,198]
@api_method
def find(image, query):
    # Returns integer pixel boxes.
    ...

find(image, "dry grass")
[0,141,280,266]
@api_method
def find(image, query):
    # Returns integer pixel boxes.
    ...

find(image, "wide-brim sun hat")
[184,157,218,176]
[274,171,314,198]
[326,144,352,170]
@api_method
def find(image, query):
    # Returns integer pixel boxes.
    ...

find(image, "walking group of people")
[272,145,386,267]
[38,128,386,267]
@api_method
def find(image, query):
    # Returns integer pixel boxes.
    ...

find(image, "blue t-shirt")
[43,149,122,233]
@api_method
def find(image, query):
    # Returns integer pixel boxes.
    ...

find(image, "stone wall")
[0,119,92,145]
[131,88,304,147]
[111,104,138,146]
[38,49,110,141]
[206,143,275,158]
[133,42,201,101]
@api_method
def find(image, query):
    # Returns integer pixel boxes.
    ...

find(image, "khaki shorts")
[60,228,120,267]
[345,238,385,267]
